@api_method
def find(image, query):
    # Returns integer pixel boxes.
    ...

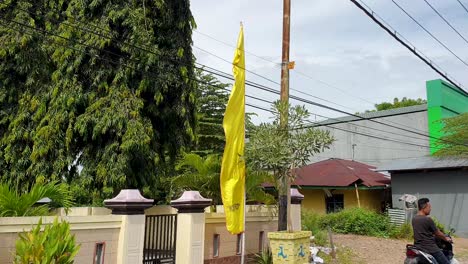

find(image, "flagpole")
[241,191,246,264]
[241,23,246,263]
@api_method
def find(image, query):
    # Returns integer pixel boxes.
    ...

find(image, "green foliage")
[174,153,222,205]
[302,208,416,239]
[389,222,413,240]
[365,97,426,112]
[432,216,447,234]
[434,113,468,157]
[248,248,273,264]
[246,101,334,193]
[0,0,197,202]
[302,210,329,246]
[193,70,229,155]
[0,181,73,217]
[319,208,393,237]
[172,152,275,206]
[14,218,80,264]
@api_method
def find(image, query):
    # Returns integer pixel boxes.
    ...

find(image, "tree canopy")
[363,97,426,113]
[434,113,468,157]
[193,70,229,155]
[0,0,197,202]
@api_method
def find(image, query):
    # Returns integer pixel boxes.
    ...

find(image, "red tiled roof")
[293,158,390,187]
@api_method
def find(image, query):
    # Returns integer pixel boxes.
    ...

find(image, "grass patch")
[317,246,357,264]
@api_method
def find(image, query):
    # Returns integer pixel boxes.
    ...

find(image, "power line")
[194,30,433,135]
[391,0,468,68]
[195,61,457,146]
[0,16,445,155]
[2,12,464,149]
[422,0,468,46]
[350,0,466,93]
[457,0,468,15]
[4,1,431,136]
[195,30,376,107]
[193,45,357,112]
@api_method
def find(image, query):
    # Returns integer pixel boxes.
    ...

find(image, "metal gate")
[143,214,177,264]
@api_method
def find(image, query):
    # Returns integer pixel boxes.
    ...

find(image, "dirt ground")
[331,234,468,264]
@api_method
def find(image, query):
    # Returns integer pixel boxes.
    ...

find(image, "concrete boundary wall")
[0,215,122,264]
[203,207,279,264]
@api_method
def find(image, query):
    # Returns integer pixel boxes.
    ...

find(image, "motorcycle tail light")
[406,248,418,258]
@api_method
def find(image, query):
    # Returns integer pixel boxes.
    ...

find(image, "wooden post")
[355,183,361,208]
[328,227,336,260]
[278,0,291,232]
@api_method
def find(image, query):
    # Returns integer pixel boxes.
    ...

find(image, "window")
[93,242,105,264]
[213,234,220,258]
[258,231,265,252]
[236,234,242,255]
[326,194,344,213]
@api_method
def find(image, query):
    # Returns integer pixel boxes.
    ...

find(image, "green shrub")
[319,207,393,237]
[432,217,447,234]
[302,210,322,234]
[14,218,80,264]
[389,223,413,240]
[302,210,329,246]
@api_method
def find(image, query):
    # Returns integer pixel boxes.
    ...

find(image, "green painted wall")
[426,79,468,154]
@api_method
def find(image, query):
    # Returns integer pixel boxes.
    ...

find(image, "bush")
[14,218,80,264]
[302,210,329,246]
[389,222,413,240]
[432,217,447,234]
[319,208,393,237]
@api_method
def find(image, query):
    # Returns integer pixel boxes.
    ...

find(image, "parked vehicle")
[404,229,458,264]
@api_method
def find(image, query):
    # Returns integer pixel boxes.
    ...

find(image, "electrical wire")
[350,0,466,93]
[0,12,463,149]
[457,0,468,15]
[422,0,468,46]
[391,0,468,67]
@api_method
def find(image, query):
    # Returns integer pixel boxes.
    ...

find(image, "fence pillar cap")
[291,188,304,204]
[171,191,212,213]
[104,189,153,215]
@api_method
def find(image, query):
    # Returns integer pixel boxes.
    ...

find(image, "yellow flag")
[220,26,245,235]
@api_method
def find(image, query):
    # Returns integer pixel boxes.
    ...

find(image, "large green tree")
[0,0,196,202]
[434,113,468,157]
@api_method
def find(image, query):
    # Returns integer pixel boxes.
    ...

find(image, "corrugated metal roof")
[313,104,427,126]
[377,156,468,172]
[293,158,391,187]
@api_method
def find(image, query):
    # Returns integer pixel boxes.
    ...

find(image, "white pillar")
[291,188,304,231]
[171,191,212,264]
[104,189,153,264]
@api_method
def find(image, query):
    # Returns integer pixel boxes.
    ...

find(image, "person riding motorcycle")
[412,198,453,264]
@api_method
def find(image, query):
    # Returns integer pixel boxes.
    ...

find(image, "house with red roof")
[293,158,391,213]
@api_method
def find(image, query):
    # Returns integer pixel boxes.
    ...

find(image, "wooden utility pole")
[278,0,291,232]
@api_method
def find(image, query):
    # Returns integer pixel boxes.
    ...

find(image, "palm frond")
[0,181,74,217]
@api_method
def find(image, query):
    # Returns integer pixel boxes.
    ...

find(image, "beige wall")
[0,215,122,264]
[302,188,383,214]
[204,212,277,261]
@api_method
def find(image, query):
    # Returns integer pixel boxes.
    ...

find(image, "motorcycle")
[404,229,458,264]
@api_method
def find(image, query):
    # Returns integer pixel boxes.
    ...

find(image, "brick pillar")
[290,188,304,231]
[104,189,153,264]
[171,191,212,264]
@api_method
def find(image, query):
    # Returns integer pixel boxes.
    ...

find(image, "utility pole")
[278,0,291,232]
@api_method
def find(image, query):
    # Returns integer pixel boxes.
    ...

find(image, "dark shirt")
[412,215,440,254]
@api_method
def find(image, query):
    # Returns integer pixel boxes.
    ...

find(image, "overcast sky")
[190,0,468,123]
